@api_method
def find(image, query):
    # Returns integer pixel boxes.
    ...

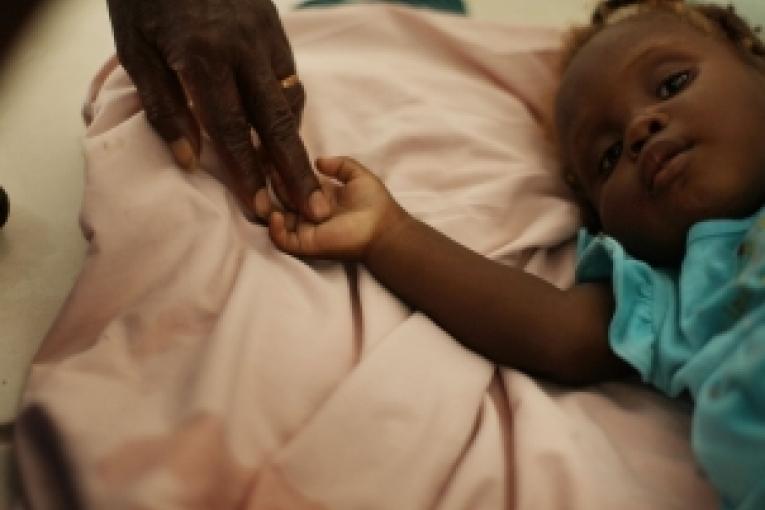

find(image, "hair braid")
[562,0,765,73]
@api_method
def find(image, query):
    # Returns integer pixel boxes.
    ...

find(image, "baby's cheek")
[597,179,635,235]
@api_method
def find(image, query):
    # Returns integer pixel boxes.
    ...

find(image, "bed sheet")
[14,5,716,509]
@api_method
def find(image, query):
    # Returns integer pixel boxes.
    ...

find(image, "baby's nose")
[626,111,668,158]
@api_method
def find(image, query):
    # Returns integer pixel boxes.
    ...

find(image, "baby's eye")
[657,70,692,99]
[599,140,623,175]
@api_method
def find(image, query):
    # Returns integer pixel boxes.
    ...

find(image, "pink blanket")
[15,5,716,509]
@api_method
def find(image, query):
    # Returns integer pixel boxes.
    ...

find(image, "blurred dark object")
[0,0,46,64]
[0,187,8,228]
[1,1,45,230]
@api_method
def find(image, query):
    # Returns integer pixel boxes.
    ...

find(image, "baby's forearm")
[363,213,626,385]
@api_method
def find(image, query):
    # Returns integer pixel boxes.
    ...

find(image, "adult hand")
[106,0,330,221]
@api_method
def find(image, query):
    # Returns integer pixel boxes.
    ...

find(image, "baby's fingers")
[268,211,317,256]
[315,156,371,183]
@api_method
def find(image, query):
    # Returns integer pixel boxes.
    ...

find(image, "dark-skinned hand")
[106,0,330,221]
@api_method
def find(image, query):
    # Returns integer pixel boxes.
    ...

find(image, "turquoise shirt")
[576,207,765,509]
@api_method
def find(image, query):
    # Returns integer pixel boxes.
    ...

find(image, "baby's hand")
[264,157,408,261]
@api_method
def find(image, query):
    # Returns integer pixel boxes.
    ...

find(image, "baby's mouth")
[639,138,692,191]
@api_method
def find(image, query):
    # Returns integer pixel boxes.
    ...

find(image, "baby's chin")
[623,235,686,267]
[603,222,689,268]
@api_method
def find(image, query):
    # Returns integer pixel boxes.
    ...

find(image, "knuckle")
[167,38,212,73]
[285,83,306,113]
[166,32,230,75]
[223,133,253,161]
[213,113,250,145]
[213,122,258,174]
[265,108,298,143]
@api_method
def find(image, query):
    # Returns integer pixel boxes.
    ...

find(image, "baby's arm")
[267,157,629,385]
[365,205,627,385]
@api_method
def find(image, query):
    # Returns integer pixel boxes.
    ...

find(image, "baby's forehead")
[563,13,703,92]
[556,12,716,135]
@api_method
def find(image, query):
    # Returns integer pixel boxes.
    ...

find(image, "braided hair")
[563,0,765,70]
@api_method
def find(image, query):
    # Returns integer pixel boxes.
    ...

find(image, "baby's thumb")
[315,156,370,183]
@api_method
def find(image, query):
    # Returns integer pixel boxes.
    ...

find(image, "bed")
[4,0,765,508]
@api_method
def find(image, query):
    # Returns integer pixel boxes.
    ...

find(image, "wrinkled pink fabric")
[15,5,716,509]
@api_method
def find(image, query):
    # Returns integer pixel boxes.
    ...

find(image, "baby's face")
[556,11,765,265]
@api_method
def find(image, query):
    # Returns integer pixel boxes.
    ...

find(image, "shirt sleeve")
[575,229,683,395]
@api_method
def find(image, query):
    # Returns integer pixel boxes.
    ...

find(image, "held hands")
[106,0,330,221]
[264,157,410,261]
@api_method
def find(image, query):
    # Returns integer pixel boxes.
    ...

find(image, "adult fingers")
[116,35,200,170]
[180,57,264,218]
[268,166,296,211]
[253,147,277,220]
[238,59,329,222]
[267,8,306,122]
[256,145,298,213]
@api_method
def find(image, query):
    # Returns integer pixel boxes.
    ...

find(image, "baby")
[260,0,765,507]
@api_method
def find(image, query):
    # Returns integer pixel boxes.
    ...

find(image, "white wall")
[470,0,593,25]
[735,0,765,26]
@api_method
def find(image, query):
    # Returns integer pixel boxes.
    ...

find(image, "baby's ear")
[562,169,602,232]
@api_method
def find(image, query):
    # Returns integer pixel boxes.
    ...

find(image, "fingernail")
[170,138,197,171]
[309,190,330,220]
[253,188,271,218]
